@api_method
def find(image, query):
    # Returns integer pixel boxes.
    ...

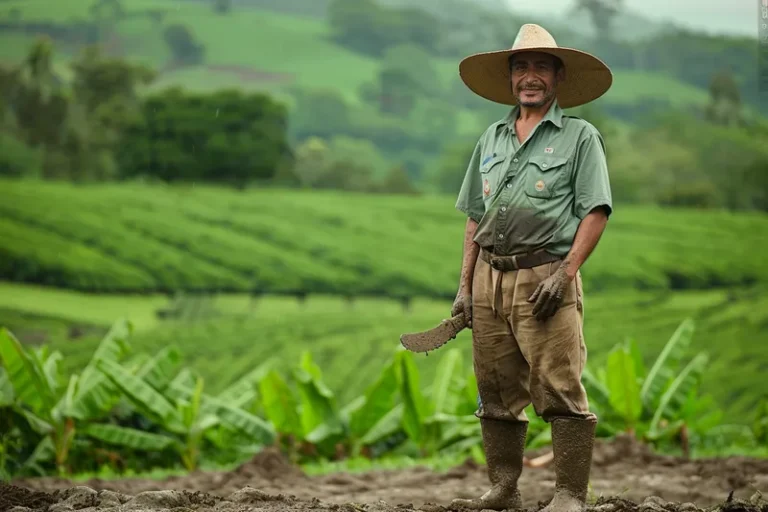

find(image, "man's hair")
[508,53,564,72]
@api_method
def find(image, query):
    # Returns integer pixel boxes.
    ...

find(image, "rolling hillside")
[2,179,768,296]
[0,0,713,112]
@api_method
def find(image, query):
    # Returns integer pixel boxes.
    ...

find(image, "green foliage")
[163,24,205,66]
[3,315,766,478]
[3,180,768,296]
[0,320,133,475]
[327,0,440,57]
[0,133,43,177]
[118,87,290,186]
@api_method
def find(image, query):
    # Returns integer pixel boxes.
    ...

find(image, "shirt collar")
[503,98,564,133]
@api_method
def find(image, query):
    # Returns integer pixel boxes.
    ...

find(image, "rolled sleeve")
[572,129,613,219]
[455,140,485,222]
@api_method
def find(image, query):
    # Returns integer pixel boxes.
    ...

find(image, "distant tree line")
[0,40,421,194]
[0,41,289,187]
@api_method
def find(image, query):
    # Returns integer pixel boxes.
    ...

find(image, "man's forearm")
[459,218,480,293]
[561,207,609,279]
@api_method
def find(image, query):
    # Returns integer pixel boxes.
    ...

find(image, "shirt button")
[501,206,507,212]
[513,158,518,162]
[506,183,512,188]
[498,234,504,239]
[542,163,548,168]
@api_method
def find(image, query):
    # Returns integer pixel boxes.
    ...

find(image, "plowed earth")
[4,436,768,512]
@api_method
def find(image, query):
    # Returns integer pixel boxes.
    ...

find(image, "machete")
[400,314,468,353]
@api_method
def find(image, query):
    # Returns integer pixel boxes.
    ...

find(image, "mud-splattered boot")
[541,417,597,512]
[451,419,527,511]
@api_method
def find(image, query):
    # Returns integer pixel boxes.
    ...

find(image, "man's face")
[509,52,563,108]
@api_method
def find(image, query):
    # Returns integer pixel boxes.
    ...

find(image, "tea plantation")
[2,179,768,296]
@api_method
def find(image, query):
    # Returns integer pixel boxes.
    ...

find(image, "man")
[449,24,613,512]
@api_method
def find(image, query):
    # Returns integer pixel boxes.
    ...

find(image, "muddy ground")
[4,435,768,512]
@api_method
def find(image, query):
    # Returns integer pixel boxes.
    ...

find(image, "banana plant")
[0,320,133,475]
[393,348,489,458]
[94,351,276,471]
[581,318,712,448]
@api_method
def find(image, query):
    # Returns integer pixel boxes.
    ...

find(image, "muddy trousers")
[453,256,597,511]
[471,255,596,424]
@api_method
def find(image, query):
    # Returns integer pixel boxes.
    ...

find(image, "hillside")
[0,0,714,112]
[3,179,768,296]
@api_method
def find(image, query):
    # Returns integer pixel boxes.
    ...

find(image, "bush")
[0,133,43,178]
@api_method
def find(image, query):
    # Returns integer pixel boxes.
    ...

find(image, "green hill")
[2,179,767,296]
[0,0,712,112]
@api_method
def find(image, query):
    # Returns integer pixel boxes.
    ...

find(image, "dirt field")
[4,435,768,512]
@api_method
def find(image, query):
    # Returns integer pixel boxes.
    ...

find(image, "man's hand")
[528,206,609,322]
[451,290,473,328]
[527,264,573,322]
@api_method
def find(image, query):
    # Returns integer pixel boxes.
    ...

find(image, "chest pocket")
[524,155,569,199]
[479,153,507,203]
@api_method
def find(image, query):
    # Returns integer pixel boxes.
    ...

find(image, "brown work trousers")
[471,254,596,424]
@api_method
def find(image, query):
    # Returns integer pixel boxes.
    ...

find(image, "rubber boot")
[540,417,597,512]
[451,418,527,510]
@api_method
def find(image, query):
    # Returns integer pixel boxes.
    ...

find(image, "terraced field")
[2,179,768,296]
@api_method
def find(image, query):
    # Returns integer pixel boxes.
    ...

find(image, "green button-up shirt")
[455,99,613,257]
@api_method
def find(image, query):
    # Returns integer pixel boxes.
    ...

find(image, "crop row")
[2,179,768,295]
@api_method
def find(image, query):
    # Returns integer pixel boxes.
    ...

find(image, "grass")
[0,282,167,332]
[2,179,768,297]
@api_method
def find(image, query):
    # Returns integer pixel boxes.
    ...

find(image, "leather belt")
[479,248,561,271]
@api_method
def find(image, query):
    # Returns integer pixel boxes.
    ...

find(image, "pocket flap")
[529,155,569,172]
[480,154,506,173]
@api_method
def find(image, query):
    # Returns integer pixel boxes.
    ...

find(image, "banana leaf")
[430,349,464,416]
[218,357,278,410]
[19,437,55,477]
[293,352,342,445]
[649,352,708,433]
[95,359,185,433]
[358,403,403,446]
[349,356,398,442]
[135,346,182,392]
[64,319,132,421]
[606,342,642,428]
[81,424,179,451]
[641,318,695,409]
[0,328,56,414]
[202,395,275,445]
[0,367,14,406]
[258,369,302,437]
[395,350,428,443]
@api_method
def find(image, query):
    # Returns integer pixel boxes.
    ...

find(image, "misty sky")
[506,0,759,37]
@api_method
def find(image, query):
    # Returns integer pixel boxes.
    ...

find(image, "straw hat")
[459,24,612,108]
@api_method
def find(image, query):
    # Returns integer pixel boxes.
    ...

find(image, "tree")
[213,0,231,13]
[571,0,623,40]
[704,69,745,127]
[119,88,290,186]
[163,25,205,66]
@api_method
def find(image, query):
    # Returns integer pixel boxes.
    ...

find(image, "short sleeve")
[455,140,485,222]
[572,128,613,219]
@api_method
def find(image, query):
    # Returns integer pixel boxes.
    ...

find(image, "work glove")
[451,290,473,328]
[527,265,573,322]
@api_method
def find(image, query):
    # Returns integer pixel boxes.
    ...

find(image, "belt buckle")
[511,254,519,270]
[490,257,500,270]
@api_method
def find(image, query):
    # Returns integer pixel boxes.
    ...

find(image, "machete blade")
[399,314,468,353]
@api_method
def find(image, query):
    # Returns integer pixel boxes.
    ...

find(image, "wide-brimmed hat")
[459,24,612,108]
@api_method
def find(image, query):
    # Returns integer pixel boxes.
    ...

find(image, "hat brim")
[459,47,613,109]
